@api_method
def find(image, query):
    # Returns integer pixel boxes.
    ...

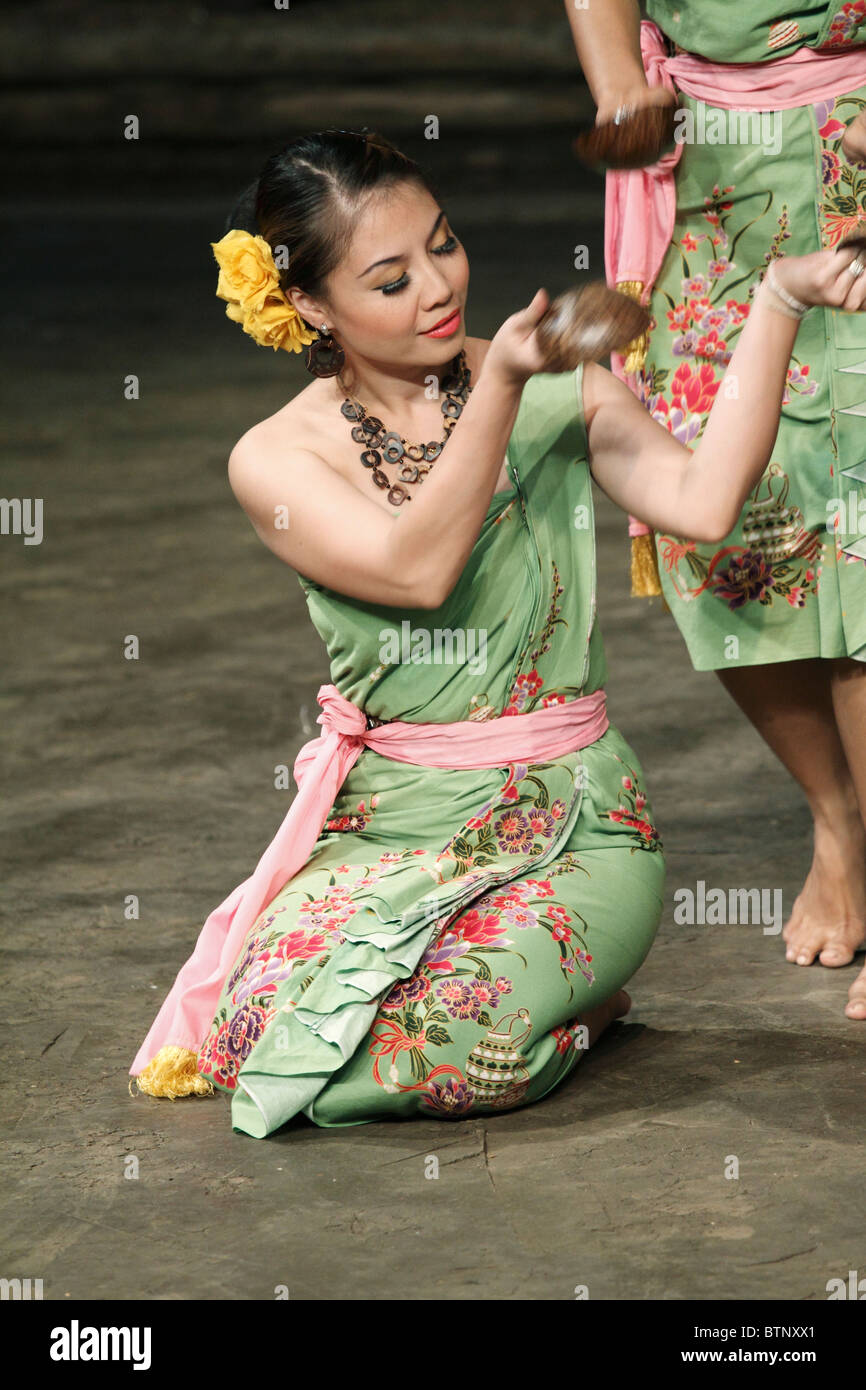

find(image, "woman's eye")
[433,234,459,255]
[378,237,458,294]
[380,273,409,295]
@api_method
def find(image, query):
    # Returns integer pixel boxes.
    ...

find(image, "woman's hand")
[483,289,552,387]
[595,83,677,129]
[841,110,866,166]
[769,246,866,315]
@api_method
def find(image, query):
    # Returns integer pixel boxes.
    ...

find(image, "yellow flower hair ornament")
[210,228,316,353]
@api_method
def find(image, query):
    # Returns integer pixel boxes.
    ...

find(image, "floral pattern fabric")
[636,80,866,670]
[645,2,866,64]
[195,368,666,1136]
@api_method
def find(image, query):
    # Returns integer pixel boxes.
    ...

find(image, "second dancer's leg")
[715,657,866,971]
[829,657,866,1019]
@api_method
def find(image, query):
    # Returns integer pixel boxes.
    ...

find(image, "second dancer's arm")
[582,248,866,543]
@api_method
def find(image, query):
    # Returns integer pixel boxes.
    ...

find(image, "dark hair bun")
[224,178,260,238]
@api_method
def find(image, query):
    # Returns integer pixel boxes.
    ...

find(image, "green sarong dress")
[195,366,666,1137]
[641,1,866,669]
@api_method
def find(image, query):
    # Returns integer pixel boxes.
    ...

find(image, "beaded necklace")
[337,350,472,506]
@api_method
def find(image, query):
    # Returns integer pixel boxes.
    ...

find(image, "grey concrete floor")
[2,182,865,1303]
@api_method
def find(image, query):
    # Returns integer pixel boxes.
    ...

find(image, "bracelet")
[763,260,810,319]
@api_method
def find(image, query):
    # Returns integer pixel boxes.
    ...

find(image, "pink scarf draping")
[605,20,866,538]
[130,682,610,1075]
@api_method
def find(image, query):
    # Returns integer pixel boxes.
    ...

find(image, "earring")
[305,322,345,378]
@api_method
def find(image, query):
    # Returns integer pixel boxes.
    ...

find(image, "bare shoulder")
[228,381,328,490]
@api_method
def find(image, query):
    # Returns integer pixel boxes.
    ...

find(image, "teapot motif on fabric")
[466,1007,532,1107]
[742,463,820,565]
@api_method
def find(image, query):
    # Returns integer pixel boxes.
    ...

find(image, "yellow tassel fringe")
[630,531,664,598]
[614,279,651,375]
[129,1045,214,1100]
[613,280,665,601]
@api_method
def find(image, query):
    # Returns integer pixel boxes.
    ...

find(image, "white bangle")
[764,260,810,319]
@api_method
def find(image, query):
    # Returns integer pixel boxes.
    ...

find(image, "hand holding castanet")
[573,91,678,171]
[485,283,652,386]
[535,283,652,371]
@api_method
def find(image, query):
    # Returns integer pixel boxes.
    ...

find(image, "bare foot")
[782,818,866,968]
[846,961,866,1021]
[581,988,632,1048]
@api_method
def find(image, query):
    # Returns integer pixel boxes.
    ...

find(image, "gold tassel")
[613,280,664,599]
[614,279,650,375]
[630,531,664,598]
[129,1045,214,1100]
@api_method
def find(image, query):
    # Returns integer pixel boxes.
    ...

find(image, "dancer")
[565,1,866,1018]
[130,131,865,1137]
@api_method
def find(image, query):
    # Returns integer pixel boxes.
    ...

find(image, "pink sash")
[605,21,866,539]
[130,683,610,1075]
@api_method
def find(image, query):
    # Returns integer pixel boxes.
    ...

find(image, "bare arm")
[228,292,550,610]
[583,250,866,541]
[563,0,644,108]
[563,0,674,123]
[229,443,444,609]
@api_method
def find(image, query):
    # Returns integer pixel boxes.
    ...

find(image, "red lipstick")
[423,308,461,338]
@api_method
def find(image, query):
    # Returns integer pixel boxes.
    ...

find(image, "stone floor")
[2,157,864,1301]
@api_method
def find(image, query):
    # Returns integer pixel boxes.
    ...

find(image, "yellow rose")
[225,293,316,353]
[211,229,281,313]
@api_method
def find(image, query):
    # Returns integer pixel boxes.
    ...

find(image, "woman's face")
[294,181,470,371]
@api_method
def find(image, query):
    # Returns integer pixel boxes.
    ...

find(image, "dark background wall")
[4,0,601,198]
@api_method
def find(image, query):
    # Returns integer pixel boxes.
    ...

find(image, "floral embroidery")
[599,763,663,853]
[820,2,866,49]
[552,1016,587,1054]
[505,560,565,713]
[505,561,592,713]
[437,761,570,875]
[505,669,544,715]
[435,975,511,1021]
[638,182,825,609]
[197,852,424,1089]
[367,858,596,1117]
[659,463,823,609]
[422,1074,478,1116]
[324,793,379,833]
[815,95,866,246]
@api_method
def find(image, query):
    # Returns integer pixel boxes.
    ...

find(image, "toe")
[789,943,819,965]
[819,944,855,967]
[846,967,866,1021]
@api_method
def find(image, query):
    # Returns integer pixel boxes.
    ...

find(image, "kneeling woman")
[130,129,865,1138]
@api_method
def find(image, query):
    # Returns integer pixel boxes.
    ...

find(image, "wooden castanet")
[535,282,652,370]
[573,102,678,171]
[837,231,866,255]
